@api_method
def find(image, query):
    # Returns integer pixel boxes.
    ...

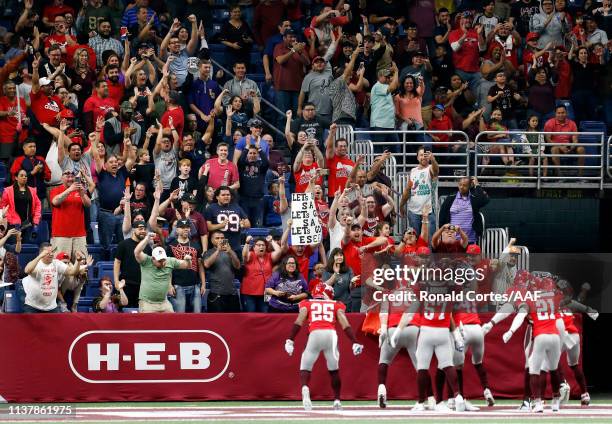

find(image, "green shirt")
[138,255,181,303]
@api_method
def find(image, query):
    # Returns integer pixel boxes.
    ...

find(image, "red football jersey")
[529,291,561,337]
[561,310,579,334]
[417,281,456,328]
[300,299,345,332]
[454,301,481,326]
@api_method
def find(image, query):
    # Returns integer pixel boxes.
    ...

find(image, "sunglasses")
[406,230,416,236]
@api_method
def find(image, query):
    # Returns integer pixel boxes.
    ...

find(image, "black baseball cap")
[176,219,191,228]
[181,193,197,203]
[132,220,146,229]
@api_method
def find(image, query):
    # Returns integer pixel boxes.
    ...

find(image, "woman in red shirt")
[293,141,324,193]
[241,235,283,312]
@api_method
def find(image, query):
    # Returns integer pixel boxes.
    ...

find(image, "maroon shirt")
[273,43,309,92]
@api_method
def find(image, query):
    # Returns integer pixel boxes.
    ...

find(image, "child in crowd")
[308,263,326,294]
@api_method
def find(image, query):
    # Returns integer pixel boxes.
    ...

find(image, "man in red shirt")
[543,105,584,177]
[325,122,354,203]
[83,80,116,135]
[50,169,91,258]
[161,90,185,141]
[0,81,29,160]
[44,14,76,54]
[448,12,486,92]
[30,56,64,156]
[42,0,75,28]
[105,64,124,110]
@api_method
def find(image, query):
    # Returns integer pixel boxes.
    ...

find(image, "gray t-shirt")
[329,76,356,122]
[204,249,237,295]
[301,70,333,117]
[60,151,92,174]
[323,269,354,308]
[154,147,178,189]
[168,50,190,87]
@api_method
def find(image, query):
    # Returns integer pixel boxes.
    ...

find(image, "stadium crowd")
[0,0,610,314]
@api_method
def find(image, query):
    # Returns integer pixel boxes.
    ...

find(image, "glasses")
[286,262,297,265]
[406,230,416,236]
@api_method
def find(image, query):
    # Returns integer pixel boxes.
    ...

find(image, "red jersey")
[315,198,329,238]
[529,291,561,337]
[342,238,363,279]
[83,95,116,125]
[161,106,185,141]
[554,60,572,99]
[294,162,321,193]
[448,29,481,72]
[30,91,63,126]
[308,277,323,294]
[0,96,28,143]
[428,115,453,147]
[50,186,86,237]
[417,280,457,328]
[327,154,355,196]
[362,208,385,237]
[106,80,124,110]
[561,311,579,334]
[400,237,428,255]
[43,34,75,50]
[288,245,313,281]
[299,299,345,332]
[454,302,481,325]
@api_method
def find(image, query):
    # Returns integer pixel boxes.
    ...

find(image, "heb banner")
[290,193,322,245]
[0,314,582,403]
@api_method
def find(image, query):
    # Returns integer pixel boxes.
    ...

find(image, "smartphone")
[75,176,82,184]
[120,27,128,41]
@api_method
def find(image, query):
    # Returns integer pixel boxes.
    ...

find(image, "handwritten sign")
[290,193,322,245]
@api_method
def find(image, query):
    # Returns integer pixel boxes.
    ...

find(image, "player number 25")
[311,303,334,322]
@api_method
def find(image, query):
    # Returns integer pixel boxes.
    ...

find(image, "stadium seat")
[90,222,100,245]
[96,261,114,280]
[246,228,270,237]
[88,245,105,263]
[108,244,118,261]
[211,9,229,22]
[123,308,139,313]
[17,244,39,269]
[211,23,223,35]
[208,43,225,53]
[85,285,100,298]
[2,290,22,313]
[211,0,228,6]
[76,305,91,312]
[35,221,49,244]
[0,161,7,184]
[555,99,575,122]
[579,121,606,167]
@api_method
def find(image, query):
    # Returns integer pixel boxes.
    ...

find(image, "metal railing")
[515,245,530,271]
[348,128,471,179]
[474,131,605,190]
[480,228,509,259]
[607,135,612,179]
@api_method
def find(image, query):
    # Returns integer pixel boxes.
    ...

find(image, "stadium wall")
[0,313,582,403]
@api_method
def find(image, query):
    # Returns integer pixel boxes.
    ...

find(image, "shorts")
[379,326,418,367]
[528,333,561,374]
[453,324,485,366]
[300,329,339,371]
[416,326,453,370]
[138,299,175,313]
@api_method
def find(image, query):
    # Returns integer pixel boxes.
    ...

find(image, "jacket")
[0,185,42,226]
[438,185,489,239]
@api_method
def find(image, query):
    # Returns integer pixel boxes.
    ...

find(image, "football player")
[285,283,364,411]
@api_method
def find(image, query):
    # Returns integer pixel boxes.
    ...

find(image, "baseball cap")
[176,218,191,228]
[526,32,540,42]
[39,77,53,86]
[59,109,75,119]
[152,246,168,261]
[284,28,296,36]
[311,55,325,64]
[137,40,153,49]
[413,50,426,57]
[247,118,263,128]
[378,68,392,77]
[466,244,482,255]
[56,252,70,261]
[120,101,134,112]
[181,193,198,203]
[434,103,445,111]
[462,11,473,18]
[132,220,146,228]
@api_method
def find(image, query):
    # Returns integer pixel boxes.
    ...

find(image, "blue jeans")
[408,211,436,244]
[98,210,123,250]
[275,90,299,129]
[239,196,264,227]
[172,284,202,313]
[242,294,268,312]
[455,70,481,95]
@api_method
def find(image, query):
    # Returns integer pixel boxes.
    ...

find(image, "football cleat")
[447,398,455,410]
[551,396,560,412]
[484,388,495,406]
[377,384,387,409]
[464,400,480,411]
[426,396,437,410]
[581,392,591,406]
[559,381,570,404]
[302,386,312,411]
[412,402,426,411]
[517,399,531,411]
[455,394,466,412]
[532,400,544,413]
[435,402,452,412]
[333,399,342,411]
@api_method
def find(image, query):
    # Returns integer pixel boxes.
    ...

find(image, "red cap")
[56,252,70,261]
[311,283,334,300]
[466,244,481,255]
[416,246,431,256]
[526,32,540,42]
[59,109,75,119]
[311,55,325,64]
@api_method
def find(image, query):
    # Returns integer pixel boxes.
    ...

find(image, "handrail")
[608,136,612,179]
[209,57,285,138]
[474,130,605,190]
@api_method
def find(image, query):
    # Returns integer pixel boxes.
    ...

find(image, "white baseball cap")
[39,77,53,86]
[152,247,167,261]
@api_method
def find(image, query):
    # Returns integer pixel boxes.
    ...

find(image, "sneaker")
[484,388,495,407]
[412,402,425,411]
[581,392,591,406]
[455,394,466,412]
[426,396,437,411]
[333,399,342,411]
[464,400,480,411]
[59,301,69,313]
[532,400,544,413]
[377,384,387,409]
[551,396,560,412]
[517,400,531,411]
[302,386,312,411]
[559,381,570,404]
[435,402,452,412]
[447,398,455,410]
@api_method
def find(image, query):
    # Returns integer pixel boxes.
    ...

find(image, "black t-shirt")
[368,0,405,21]
[290,117,325,149]
[510,0,541,36]
[14,188,31,223]
[115,238,152,286]
[431,55,455,89]
[488,84,518,120]
[434,25,451,50]
[166,240,202,287]
[130,163,156,192]
[204,202,247,252]
[170,175,198,200]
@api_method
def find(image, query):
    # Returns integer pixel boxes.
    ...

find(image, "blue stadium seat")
[258,82,276,103]
[76,305,92,312]
[208,43,225,53]
[0,161,7,183]
[88,245,105,263]
[35,221,49,243]
[212,23,223,35]
[85,285,101,298]
[2,290,22,313]
[579,121,606,167]
[96,261,114,280]
[250,73,265,83]
[42,211,52,227]
[108,244,118,261]
[211,9,229,22]
[211,0,228,6]
[17,244,39,269]
[556,100,575,121]
[246,228,271,237]
[123,308,139,313]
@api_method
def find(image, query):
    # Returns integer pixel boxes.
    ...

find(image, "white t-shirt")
[23,259,68,311]
[407,165,434,215]
[329,221,346,252]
